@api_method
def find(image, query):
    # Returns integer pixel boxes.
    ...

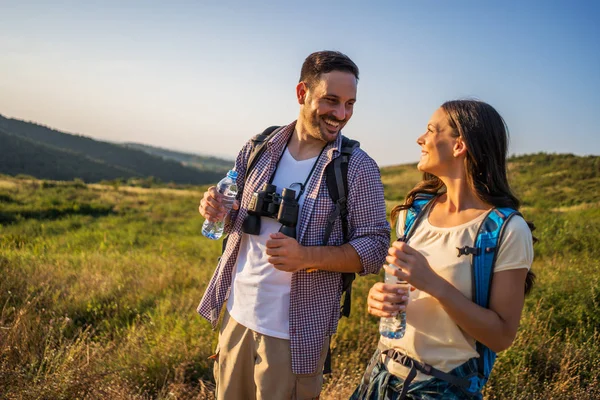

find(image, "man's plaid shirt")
[197,121,390,374]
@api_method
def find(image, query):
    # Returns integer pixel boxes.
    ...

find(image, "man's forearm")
[305,243,363,273]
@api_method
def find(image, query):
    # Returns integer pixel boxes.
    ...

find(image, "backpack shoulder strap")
[400,193,436,242]
[323,136,360,245]
[221,126,279,255]
[245,125,281,183]
[319,136,360,323]
[471,207,520,383]
[321,136,359,375]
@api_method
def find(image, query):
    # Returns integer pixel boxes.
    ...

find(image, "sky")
[1,0,599,166]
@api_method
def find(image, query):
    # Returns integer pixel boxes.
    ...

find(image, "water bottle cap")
[227,170,238,179]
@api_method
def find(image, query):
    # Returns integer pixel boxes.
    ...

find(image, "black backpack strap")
[323,136,359,245]
[244,125,281,183]
[322,136,359,375]
[221,126,280,255]
[322,155,346,245]
[323,136,360,318]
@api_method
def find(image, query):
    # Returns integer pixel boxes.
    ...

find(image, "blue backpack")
[399,193,521,393]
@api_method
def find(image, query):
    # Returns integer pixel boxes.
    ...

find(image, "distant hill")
[122,142,232,174]
[0,129,138,182]
[380,153,600,209]
[0,114,226,184]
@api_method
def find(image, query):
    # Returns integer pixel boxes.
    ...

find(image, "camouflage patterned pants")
[350,350,483,400]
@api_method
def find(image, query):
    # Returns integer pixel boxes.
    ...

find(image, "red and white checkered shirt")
[197,121,390,374]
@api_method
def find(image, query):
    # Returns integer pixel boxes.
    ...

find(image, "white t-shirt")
[381,206,534,380]
[227,148,319,339]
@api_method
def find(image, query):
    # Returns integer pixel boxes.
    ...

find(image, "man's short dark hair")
[299,51,359,88]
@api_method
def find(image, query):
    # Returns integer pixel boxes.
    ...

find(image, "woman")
[352,100,535,399]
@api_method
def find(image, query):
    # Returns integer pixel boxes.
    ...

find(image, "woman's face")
[416,107,460,175]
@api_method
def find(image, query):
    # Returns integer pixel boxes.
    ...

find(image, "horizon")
[1,1,599,166]
[3,111,597,168]
[0,112,235,161]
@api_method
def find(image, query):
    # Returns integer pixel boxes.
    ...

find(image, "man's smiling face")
[299,70,357,143]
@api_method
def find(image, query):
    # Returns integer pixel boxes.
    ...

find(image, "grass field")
[1,153,599,399]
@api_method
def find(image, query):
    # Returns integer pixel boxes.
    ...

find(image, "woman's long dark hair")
[391,100,536,294]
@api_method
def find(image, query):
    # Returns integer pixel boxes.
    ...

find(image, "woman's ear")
[453,137,468,158]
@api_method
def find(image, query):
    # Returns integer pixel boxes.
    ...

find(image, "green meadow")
[1,153,599,399]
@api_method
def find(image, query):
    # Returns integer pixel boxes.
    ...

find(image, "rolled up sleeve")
[345,150,390,275]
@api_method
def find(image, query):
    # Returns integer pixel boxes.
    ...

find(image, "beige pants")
[213,311,329,400]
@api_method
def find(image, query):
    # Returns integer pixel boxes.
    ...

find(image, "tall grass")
[1,154,599,399]
[1,180,217,398]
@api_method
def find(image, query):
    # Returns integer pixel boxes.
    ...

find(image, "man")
[198,50,390,400]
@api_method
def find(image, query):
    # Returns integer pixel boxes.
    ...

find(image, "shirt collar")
[267,120,344,161]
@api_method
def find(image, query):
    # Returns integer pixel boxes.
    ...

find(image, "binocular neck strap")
[268,140,327,200]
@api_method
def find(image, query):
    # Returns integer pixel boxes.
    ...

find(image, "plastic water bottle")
[379,265,409,339]
[202,170,238,240]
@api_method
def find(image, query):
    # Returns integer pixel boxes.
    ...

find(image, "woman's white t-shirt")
[381,207,533,380]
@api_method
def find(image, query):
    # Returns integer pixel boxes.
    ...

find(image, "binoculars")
[242,183,299,238]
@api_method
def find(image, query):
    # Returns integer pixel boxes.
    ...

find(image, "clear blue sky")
[1,0,599,166]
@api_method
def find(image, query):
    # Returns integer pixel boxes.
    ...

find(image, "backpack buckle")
[456,246,480,257]
[422,363,432,375]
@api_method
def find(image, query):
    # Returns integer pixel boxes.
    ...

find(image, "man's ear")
[453,137,468,158]
[296,81,308,105]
